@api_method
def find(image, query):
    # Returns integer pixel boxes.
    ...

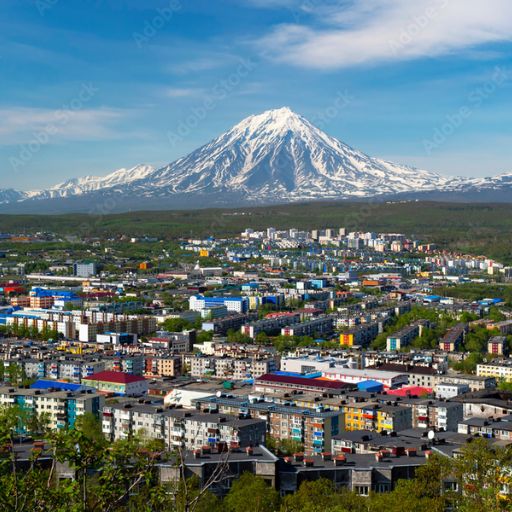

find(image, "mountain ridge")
[1,107,511,211]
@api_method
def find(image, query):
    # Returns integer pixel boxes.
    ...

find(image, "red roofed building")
[386,386,432,398]
[83,370,148,396]
[255,373,356,395]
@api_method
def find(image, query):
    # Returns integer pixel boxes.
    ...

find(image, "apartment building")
[7,310,157,342]
[0,386,104,431]
[190,356,216,378]
[189,295,249,314]
[10,357,106,383]
[343,402,412,433]
[458,415,512,441]
[436,383,470,399]
[281,316,334,337]
[439,374,496,392]
[104,355,145,375]
[439,323,467,352]
[189,355,277,380]
[168,445,428,497]
[486,320,512,335]
[102,403,266,450]
[386,324,421,351]
[144,355,182,378]
[339,323,379,348]
[73,262,97,278]
[193,394,343,455]
[202,312,258,335]
[241,313,300,338]
[477,362,512,383]
[488,336,507,356]
[147,330,197,353]
[369,363,438,389]
[410,400,463,431]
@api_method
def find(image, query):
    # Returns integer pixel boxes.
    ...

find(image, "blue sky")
[2,0,512,190]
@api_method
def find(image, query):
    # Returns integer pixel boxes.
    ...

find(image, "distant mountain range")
[2,107,512,213]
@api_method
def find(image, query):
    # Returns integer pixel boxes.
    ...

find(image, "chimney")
[303,458,314,467]
[245,447,253,456]
[334,455,346,466]
[321,452,332,461]
[293,452,304,462]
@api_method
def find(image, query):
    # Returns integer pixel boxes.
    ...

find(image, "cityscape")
[1,223,512,509]
[3,1,512,511]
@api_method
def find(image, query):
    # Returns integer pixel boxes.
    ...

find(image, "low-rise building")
[83,371,148,395]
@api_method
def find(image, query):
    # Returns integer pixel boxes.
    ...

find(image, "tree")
[224,472,280,512]
[281,478,365,512]
[265,435,303,456]
[452,438,512,512]
[161,318,194,332]
[25,411,51,437]
[73,413,105,444]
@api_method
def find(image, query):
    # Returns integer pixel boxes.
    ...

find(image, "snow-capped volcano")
[145,106,451,200]
[1,107,511,212]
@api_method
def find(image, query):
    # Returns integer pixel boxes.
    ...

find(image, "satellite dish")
[427,430,435,440]
[216,391,222,398]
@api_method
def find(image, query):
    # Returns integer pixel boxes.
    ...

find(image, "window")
[355,486,369,496]
[443,481,458,492]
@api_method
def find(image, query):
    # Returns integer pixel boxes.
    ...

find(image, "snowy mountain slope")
[0,189,28,205]
[33,164,155,200]
[136,107,452,200]
[1,107,512,210]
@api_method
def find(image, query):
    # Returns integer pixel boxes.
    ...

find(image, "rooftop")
[83,370,146,384]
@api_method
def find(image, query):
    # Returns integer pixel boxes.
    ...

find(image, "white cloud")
[244,0,298,7]
[258,0,512,69]
[0,107,124,144]
[166,87,205,98]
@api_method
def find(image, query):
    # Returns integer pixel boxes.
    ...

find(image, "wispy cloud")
[244,0,298,7]
[257,0,512,69]
[0,106,125,144]
[165,48,247,75]
[166,87,205,98]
